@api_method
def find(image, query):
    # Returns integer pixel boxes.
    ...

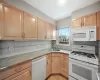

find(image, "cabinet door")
[11,71,31,80]
[72,18,82,28]
[60,54,69,78]
[0,3,3,39]
[3,4,23,40]
[24,13,37,40]
[46,54,52,77]
[97,11,100,40]
[37,18,45,40]
[52,56,60,73]
[51,25,56,40]
[83,13,96,27]
[4,68,32,80]
[45,22,52,40]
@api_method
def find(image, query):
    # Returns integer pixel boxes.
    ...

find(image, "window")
[57,27,70,46]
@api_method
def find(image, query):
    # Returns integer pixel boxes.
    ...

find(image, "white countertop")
[51,50,72,54]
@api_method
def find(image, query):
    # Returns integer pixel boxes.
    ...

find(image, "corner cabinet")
[23,12,37,40]
[1,3,23,40]
[51,53,61,74]
[46,53,69,79]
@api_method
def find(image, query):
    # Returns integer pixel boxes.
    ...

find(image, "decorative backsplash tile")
[0,40,52,59]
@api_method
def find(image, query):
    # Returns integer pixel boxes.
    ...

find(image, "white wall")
[56,16,72,29]
[72,1,100,19]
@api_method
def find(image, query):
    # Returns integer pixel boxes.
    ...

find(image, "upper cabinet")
[45,22,52,40]
[83,13,96,26]
[72,13,97,28]
[45,22,56,40]
[51,25,56,40]
[23,12,37,40]
[72,18,82,28]
[37,18,46,40]
[0,3,3,39]
[2,3,23,40]
[97,11,100,40]
[0,2,56,40]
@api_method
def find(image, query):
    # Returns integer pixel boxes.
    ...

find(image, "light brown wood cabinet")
[83,13,96,27]
[23,12,37,40]
[72,18,82,28]
[0,2,56,40]
[52,54,61,74]
[0,3,3,39]
[45,22,52,40]
[46,53,69,79]
[72,13,97,28]
[97,11,100,40]
[0,61,32,80]
[51,25,56,40]
[60,54,69,78]
[46,54,52,77]
[37,18,46,40]
[1,3,23,40]
[4,68,31,80]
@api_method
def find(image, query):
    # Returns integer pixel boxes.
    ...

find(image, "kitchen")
[0,0,100,80]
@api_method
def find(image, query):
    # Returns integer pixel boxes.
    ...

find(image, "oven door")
[69,58,98,80]
[72,30,90,41]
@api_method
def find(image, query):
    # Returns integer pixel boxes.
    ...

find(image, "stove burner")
[71,51,96,59]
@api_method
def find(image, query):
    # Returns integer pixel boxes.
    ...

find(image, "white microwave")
[72,26,96,41]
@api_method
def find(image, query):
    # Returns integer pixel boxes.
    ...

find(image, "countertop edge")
[0,50,71,72]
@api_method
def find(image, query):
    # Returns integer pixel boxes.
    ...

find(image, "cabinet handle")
[22,33,24,38]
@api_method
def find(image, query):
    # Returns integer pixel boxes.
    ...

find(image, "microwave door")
[72,30,90,41]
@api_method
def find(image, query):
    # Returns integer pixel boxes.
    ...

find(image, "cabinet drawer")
[52,53,61,57]
[0,61,32,80]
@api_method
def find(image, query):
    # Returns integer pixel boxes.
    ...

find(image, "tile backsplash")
[0,40,52,59]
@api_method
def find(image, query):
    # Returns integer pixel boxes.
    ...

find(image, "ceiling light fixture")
[58,0,68,6]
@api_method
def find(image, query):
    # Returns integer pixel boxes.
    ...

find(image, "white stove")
[69,51,98,65]
[69,45,98,80]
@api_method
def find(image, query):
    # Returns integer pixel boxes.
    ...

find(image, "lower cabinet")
[60,54,69,78]
[46,54,52,77]
[4,68,32,80]
[46,53,69,79]
[51,53,61,74]
[0,61,32,80]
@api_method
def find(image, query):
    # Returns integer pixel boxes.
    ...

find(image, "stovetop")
[71,51,96,59]
[70,51,98,65]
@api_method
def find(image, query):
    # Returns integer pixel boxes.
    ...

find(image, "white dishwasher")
[32,56,46,80]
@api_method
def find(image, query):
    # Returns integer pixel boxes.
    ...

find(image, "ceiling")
[23,0,100,20]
